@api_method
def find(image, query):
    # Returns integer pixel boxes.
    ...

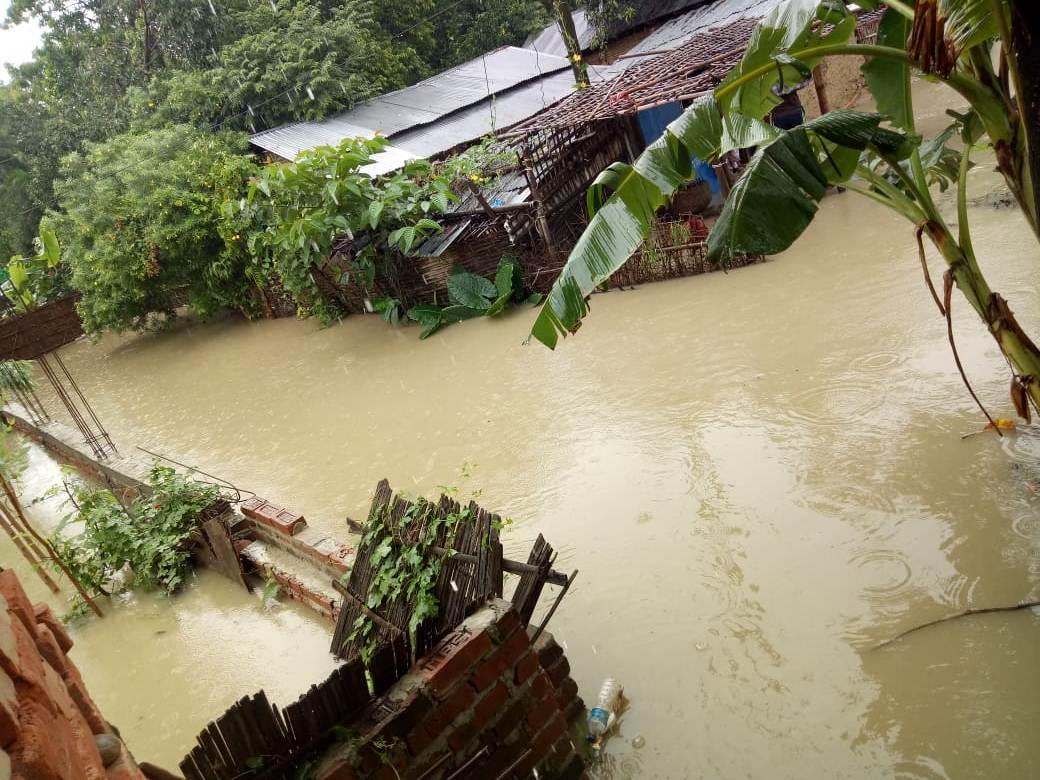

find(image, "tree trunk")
[540,0,589,88]
[925,220,1040,414]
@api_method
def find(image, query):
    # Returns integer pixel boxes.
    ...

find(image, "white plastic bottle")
[587,677,621,738]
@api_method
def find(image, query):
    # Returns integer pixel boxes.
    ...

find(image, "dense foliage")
[0,0,554,261]
[5,224,69,309]
[49,465,221,597]
[53,126,260,332]
[231,136,513,322]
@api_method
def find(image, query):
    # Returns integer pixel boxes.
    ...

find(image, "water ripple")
[783,381,888,429]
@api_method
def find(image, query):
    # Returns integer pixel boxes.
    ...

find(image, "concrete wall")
[0,569,147,780]
[314,600,587,780]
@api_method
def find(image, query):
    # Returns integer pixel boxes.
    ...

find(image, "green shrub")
[53,126,260,333]
[51,465,220,596]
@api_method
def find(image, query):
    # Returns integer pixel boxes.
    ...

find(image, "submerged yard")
[5,89,1040,775]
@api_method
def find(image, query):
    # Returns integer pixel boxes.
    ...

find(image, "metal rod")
[530,569,578,644]
[494,748,533,780]
[444,746,490,780]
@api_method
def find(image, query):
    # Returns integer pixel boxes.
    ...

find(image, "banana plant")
[6,225,65,310]
[530,0,1040,421]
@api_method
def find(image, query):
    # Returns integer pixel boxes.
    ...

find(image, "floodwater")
[11,81,1040,776]
[0,443,340,769]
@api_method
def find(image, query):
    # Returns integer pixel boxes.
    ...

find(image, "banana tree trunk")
[924,220,1040,412]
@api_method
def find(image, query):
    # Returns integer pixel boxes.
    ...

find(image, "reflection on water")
[11,82,1040,777]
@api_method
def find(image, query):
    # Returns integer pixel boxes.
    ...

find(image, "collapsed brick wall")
[0,569,147,780]
[313,599,587,780]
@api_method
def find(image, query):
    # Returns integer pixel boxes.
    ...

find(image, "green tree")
[134,0,425,132]
[53,126,259,333]
[530,0,1040,419]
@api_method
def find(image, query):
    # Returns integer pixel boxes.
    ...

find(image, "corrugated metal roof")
[621,0,783,58]
[523,0,711,57]
[250,46,572,164]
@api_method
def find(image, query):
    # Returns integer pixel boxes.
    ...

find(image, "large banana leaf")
[862,6,914,131]
[707,111,913,264]
[718,0,857,118]
[528,0,870,349]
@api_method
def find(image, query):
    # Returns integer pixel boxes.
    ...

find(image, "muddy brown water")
[6,82,1040,777]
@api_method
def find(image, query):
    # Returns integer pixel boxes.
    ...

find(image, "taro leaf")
[494,259,516,298]
[485,292,512,318]
[706,128,828,266]
[406,304,444,339]
[441,305,485,323]
[447,266,497,310]
[7,259,29,296]
[862,8,914,131]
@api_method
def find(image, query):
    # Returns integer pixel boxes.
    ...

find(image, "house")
[248,0,879,312]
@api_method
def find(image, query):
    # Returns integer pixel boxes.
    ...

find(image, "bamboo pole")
[0,473,102,617]
[0,503,61,592]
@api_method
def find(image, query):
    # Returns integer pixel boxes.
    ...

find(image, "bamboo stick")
[0,503,61,592]
[0,473,102,617]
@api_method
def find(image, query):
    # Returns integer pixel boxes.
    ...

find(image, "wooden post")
[520,150,556,259]
[812,62,831,115]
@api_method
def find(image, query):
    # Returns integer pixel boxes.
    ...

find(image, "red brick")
[0,599,18,683]
[532,632,563,668]
[495,607,522,643]
[446,719,477,753]
[555,677,579,710]
[0,618,43,691]
[241,499,306,536]
[525,692,556,734]
[420,629,493,699]
[423,682,474,736]
[471,629,529,692]
[0,573,34,638]
[0,667,17,748]
[62,665,107,735]
[474,738,526,779]
[514,652,539,686]
[9,693,105,780]
[492,700,526,741]
[33,605,72,654]
[532,714,568,761]
[33,626,65,676]
[404,722,433,756]
[529,670,551,701]
[545,655,571,687]
[473,681,508,723]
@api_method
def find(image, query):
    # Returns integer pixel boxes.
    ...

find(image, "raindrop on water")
[631,736,645,749]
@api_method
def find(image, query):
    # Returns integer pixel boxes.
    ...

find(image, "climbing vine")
[347,497,472,664]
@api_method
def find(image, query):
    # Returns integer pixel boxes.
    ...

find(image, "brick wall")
[0,569,147,780]
[313,599,588,780]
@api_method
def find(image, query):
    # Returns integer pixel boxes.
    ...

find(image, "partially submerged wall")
[0,569,148,779]
[313,599,587,780]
